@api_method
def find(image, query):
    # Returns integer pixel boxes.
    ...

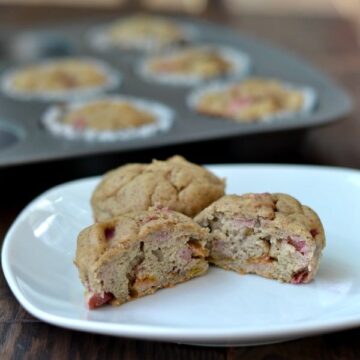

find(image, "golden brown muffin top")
[91,155,225,221]
[108,15,185,44]
[148,48,232,77]
[11,59,107,92]
[196,78,304,122]
[62,100,155,131]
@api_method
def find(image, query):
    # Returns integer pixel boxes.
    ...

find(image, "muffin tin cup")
[187,79,318,123]
[0,57,122,102]
[87,20,199,53]
[137,45,251,87]
[0,120,24,151]
[42,95,174,142]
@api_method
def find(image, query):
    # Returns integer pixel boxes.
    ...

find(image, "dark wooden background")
[1,3,360,359]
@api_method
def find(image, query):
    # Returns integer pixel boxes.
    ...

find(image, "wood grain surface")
[0,3,359,359]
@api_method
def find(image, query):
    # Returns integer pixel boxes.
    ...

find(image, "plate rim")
[2,163,360,344]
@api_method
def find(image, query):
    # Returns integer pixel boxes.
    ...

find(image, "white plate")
[2,165,360,346]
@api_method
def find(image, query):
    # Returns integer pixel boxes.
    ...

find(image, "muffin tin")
[0,16,352,167]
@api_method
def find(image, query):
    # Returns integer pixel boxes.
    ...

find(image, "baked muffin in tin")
[42,95,174,141]
[189,77,316,123]
[1,57,120,101]
[89,14,196,52]
[138,45,250,86]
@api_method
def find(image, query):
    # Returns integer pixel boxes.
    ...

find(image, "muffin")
[139,45,250,85]
[1,58,120,101]
[62,100,154,131]
[75,207,209,308]
[194,193,325,284]
[190,78,316,123]
[42,96,174,141]
[89,14,194,52]
[91,155,225,221]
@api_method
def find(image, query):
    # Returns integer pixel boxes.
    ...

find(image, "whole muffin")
[1,57,120,101]
[91,14,191,52]
[91,155,225,222]
[75,207,209,308]
[192,78,310,123]
[62,100,155,131]
[9,59,107,92]
[194,193,325,284]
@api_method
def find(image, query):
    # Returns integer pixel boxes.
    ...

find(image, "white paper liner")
[138,45,251,86]
[1,57,121,101]
[42,95,174,142]
[87,19,198,53]
[187,79,317,122]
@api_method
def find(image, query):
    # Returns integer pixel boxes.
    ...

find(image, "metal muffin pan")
[0,17,352,167]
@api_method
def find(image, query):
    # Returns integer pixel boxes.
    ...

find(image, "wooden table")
[1,5,360,359]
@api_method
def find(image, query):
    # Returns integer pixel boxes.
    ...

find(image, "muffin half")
[195,193,325,284]
[75,207,208,308]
